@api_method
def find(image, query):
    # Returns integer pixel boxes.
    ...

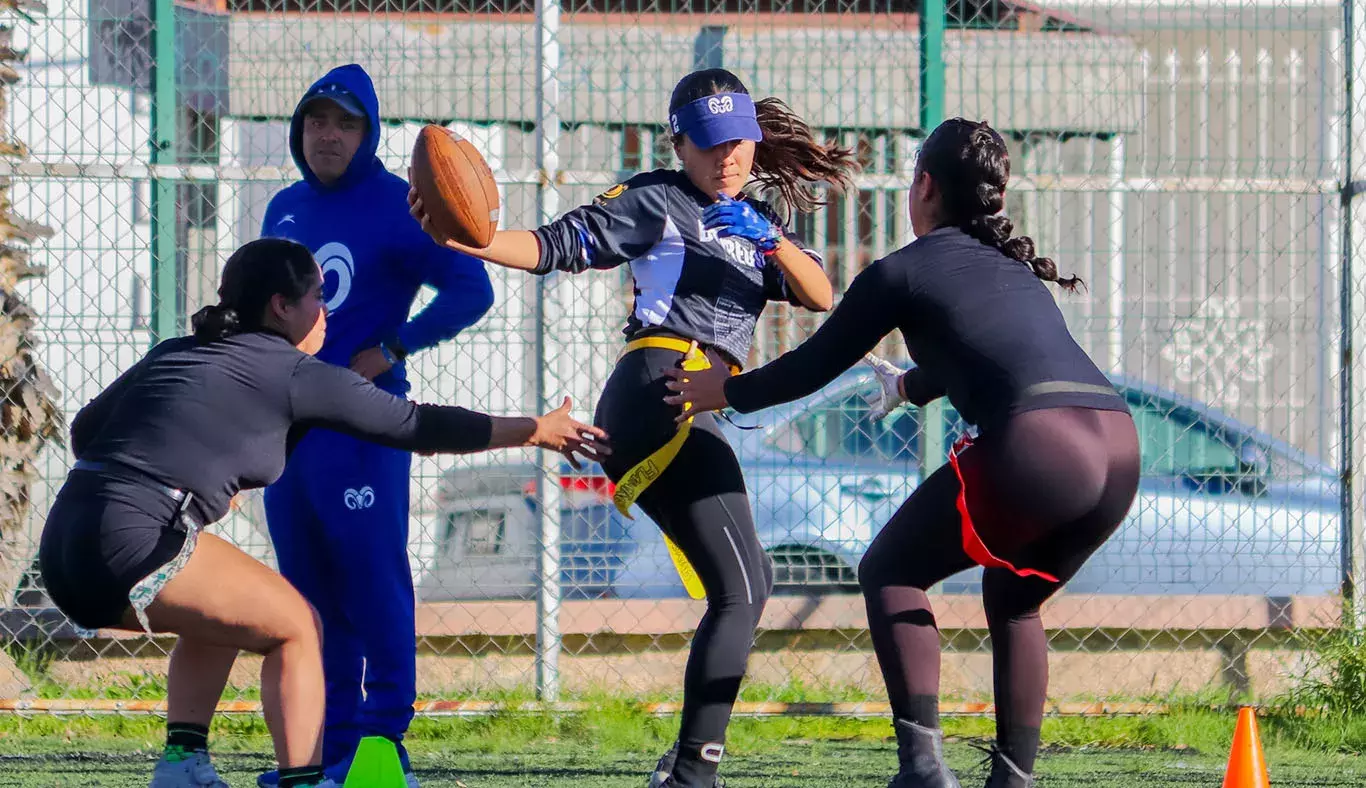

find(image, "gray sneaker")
[148,751,230,788]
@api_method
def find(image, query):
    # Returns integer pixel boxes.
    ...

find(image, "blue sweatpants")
[264,429,416,768]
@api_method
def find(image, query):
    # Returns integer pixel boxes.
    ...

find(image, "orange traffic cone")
[1222,706,1271,788]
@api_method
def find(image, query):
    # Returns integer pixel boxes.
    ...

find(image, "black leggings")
[597,347,773,788]
[858,406,1140,773]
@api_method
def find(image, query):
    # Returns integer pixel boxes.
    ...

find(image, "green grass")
[0,711,1362,786]
[4,630,1366,785]
[0,735,1362,786]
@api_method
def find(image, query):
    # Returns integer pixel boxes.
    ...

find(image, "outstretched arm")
[289,356,609,466]
[901,366,947,407]
[407,175,666,275]
[664,260,905,417]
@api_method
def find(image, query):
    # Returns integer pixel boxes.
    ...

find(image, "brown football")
[410,125,500,248]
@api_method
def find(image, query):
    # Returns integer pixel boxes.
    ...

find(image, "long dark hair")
[190,238,319,341]
[668,68,857,214]
[918,118,1083,292]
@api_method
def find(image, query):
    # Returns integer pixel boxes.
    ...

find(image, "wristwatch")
[380,337,409,366]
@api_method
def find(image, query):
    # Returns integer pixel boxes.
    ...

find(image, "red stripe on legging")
[947,434,1060,584]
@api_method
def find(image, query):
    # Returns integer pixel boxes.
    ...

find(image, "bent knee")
[255,594,323,655]
[981,574,1048,625]
[858,552,892,594]
[858,551,941,596]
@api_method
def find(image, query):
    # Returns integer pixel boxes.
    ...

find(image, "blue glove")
[702,195,783,253]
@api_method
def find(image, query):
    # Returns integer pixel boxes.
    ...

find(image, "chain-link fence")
[0,0,1361,714]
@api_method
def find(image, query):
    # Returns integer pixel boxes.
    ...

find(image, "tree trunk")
[0,6,60,600]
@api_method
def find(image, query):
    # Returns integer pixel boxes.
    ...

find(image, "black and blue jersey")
[532,169,822,366]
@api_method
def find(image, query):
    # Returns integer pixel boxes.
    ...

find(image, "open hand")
[531,396,612,470]
[662,348,733,424]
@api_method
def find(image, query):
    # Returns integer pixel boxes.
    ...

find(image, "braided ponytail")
[919,118,1084,293]
[963,213,1082,292]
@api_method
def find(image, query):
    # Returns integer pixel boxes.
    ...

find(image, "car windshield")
[763,379,1314,481]
[1127,395,1243,476]
[766,386,923,465]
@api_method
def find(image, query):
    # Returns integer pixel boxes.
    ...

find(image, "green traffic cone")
[342,736,408,787]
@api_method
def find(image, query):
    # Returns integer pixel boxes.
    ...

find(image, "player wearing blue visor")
[410,68,859,787]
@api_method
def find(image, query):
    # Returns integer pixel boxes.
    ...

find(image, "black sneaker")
[647,743,725,788]
[886,719,962,788]
[983,747,1033,788]
[647,743,678,788]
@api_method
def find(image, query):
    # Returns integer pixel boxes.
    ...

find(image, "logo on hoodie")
[343,485,375,510]
[316,241,355,312]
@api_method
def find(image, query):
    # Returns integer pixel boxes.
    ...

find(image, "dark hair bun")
[191,304,241,341]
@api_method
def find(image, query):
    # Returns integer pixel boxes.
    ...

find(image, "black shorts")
[38,471,188,630]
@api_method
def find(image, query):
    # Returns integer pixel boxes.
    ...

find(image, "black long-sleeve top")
[724,227,1129,433]
[69,331,494,525]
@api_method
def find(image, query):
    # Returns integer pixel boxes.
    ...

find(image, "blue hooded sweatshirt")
[261,63,494,396]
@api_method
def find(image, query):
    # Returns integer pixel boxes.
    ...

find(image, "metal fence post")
[920,0,946,470]
[1108,134,1127,374]
[533,0,564,702]
[149,0,179,343]
[1342,0,1366,632]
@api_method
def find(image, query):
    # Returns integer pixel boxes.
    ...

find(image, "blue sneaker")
[261,738,417,787]
[324,740,418,787]
[258,766,418,788]
[254,775,341,788]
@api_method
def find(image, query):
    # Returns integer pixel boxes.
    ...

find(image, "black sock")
[998,724,1041,774]
[904,694,940,729]
[671,740,723,787]
[165,722,209,753]
[278,765,326,788]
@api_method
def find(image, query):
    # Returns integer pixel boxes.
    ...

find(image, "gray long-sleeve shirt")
[70,331,494,525]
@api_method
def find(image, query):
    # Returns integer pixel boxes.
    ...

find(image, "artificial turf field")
[0,738,1361,787]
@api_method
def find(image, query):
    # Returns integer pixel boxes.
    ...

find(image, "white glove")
[862,353,908,421]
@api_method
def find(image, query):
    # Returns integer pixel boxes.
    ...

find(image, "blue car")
[608,369,1341,599]
[418,369,1339,601]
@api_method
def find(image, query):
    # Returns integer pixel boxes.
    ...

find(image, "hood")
[289,63,383,191]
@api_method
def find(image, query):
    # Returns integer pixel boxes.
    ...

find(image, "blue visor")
[668,93,762,149]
